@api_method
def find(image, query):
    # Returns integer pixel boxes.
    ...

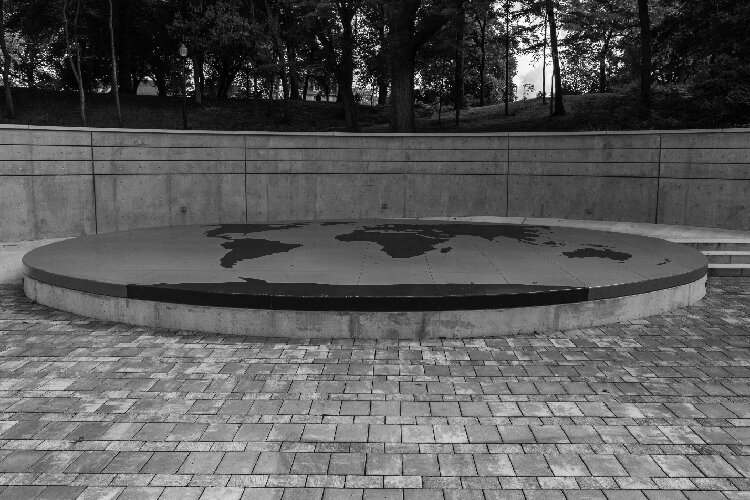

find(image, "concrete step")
[703,251,750,265]
[708,264,750,277]
[673,240,750,251]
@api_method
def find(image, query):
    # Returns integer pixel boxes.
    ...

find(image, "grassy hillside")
[0,87,388,132]
[0,86,745,132]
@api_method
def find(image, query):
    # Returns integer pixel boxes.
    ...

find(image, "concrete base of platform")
[0,239,68,285]
[24,275,706,338]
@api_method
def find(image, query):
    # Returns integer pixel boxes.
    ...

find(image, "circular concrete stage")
[23,220,707,339]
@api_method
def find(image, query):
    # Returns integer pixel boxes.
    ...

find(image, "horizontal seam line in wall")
[659,176,750,180]
[88,172,245,175]
[507,174,661,179]
[84,172,505,176]
[4,174,741,179]
[90,146,508,150]
[0,174,94,177]
[507,161,658,164]
[243,160,503,163]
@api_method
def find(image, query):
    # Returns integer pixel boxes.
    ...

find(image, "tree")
[108,0,122,126]
[264,0,290,121]
[313,0,360,130]
[469,0,497,107]
[637,0,650,106]
[0,0,15,118]
[384,0,452,132]
[453,0,464,125]
[561,0,633,94]
[360,1,389,106]
[63,0,86,125]
[545,0,564,115]
[503,0,510,116]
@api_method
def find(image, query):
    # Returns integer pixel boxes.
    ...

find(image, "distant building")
[304,81,337,102]
[137,77,159,96]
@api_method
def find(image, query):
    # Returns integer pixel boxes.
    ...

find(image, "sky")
[514,52,552,99]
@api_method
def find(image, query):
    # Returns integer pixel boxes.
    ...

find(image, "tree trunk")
[638,0,651,106]
[542,9,547,103]
[64,0,86,126]
[454,0,464,126]
[76,68,86,126]
[386,1,419,132]
[193,55,203,105]
[264,0,290,121]
[117,0,135,94]
[253,70,260,125]
[545,0,565,116]
[377,76,388,107]
[0,0,15,119]
[478,20,486,107]
[287,41,300,100]
[338,5,358,131]
[153,71,167,97]
[375,5,389,108]
[504,0,510,116]
[385,0,448,132]
[108,0,123,127]
[389,54,416,132]
[598,31,612,93]
[303,73,309,100]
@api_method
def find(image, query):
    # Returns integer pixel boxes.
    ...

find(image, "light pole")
[179,43,188,130]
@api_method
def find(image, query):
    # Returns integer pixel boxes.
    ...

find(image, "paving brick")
[215,451,260,475]
[141,452,189,475]
[179,452,224,474]
[438,454,477,476]
[0,278,748,498]
[474,453,514,476]
[546,453,589,476]
[366,454,402,475]
[329,453,366,475]
[509,454,553,476]
[402,454,439,476]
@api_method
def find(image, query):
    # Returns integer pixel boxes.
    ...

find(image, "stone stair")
[665,240,750,277]
[427,217,750,279]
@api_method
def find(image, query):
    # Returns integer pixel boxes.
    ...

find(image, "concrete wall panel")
[510,133,659,150]
[244,160,501,175]
[315,174,368,219]
[95,174,244,233]
[0,175,94,240]
[509,161,657,177]
[93,146,244,162]
[359,174,408,218]
[657,178,750,230]
[93,131,244,148]
[405,174,507,218]
[660,130,750,149]
[510,148,658,164]
[661,149,750,164]
[32,175,95,238]
[246,147,507,163]
[2,126,750,241]
[261,174,318,221]
[508,175,658,223]
[256,134,509,150]
[0,176,34,241]
[94,160,244,175]
[660,163,750,180]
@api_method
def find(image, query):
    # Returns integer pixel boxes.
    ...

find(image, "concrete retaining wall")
[1,125,748,241]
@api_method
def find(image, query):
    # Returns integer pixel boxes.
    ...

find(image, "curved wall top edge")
[1,124,746,137]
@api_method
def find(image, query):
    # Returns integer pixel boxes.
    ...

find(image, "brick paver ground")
[0,278,749,500]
